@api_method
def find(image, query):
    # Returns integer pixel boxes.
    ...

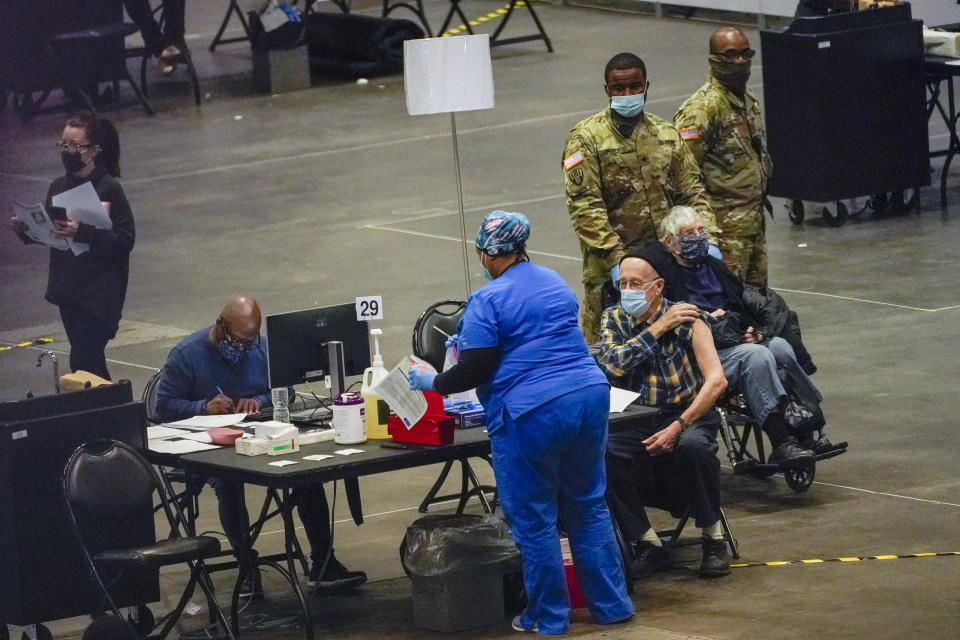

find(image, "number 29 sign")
[355,296,383,321]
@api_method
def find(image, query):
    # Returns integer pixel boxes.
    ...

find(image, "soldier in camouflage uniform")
[674,27,772,286]
[564,52,719,344]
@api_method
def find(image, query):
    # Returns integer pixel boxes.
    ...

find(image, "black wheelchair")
[716,394,848,493]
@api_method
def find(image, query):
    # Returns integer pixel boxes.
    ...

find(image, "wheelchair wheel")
[129,604,155,635]
[820,201,848,227]
[788,200,804,225]
[868,192,890,213]
[784,462,816,493]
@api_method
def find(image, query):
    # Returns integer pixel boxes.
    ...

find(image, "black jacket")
[635,242,816,374]
[23,167,136,331]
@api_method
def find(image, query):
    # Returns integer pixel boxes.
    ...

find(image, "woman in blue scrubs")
[409,211,633,634]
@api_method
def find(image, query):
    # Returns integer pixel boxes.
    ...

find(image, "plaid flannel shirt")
[597,298,704,407]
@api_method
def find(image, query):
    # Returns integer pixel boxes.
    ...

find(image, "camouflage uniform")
[674,76,772,286]
[563,108,718,343]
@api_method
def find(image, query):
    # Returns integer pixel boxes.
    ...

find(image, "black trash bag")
[784,397,825,435]
[248,7,306,52]
[304,12,424,78]
[399,513,521,578]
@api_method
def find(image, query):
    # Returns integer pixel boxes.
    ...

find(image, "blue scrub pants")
[489,383,633,634]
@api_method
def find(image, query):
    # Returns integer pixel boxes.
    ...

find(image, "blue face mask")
[610,92,645,118]
[480,253,493,281]
[678,233,710,264]
[620,289,651,318]
[218,339,246,366]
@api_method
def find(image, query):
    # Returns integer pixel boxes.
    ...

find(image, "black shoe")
[307,558,367,591]
[768,437,814,469]
[801,435,835,455]
[699,537,730,578]
[630,541,672,578]
[239,569,264,600]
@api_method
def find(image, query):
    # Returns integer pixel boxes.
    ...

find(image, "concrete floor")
[2,1,960,638]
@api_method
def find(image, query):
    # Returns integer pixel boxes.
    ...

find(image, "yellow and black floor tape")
[441,0,534,37]
[0,338,53,353]
[728,551,960,569]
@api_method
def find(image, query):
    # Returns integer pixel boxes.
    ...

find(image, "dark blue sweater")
[156,326,273,422]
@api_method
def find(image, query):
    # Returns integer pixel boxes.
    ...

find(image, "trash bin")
[400,514,522,633]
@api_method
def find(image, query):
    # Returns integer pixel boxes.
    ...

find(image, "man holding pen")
[156,296,367,592]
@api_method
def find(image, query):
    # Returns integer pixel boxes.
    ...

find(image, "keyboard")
[243,405,332,422]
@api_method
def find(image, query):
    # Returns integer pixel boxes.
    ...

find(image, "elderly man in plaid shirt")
[598,253,730,578]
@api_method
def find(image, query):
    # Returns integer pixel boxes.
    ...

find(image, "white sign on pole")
[403,35,495,116]
[355,296,383,321]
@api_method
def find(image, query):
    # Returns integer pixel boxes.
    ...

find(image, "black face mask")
[61,150,84,175]
[709,55,751,94]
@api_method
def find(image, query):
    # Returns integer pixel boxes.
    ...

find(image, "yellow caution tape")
[725,551,960,570]
[0,338,54,353]
[442,0,535,37]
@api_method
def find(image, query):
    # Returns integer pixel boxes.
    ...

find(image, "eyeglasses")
[716,48,756,62]
[218,318,261,352]
[618,278,661,291]
[56,140,94,154]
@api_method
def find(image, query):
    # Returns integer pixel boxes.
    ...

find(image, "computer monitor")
[266,303,371,389]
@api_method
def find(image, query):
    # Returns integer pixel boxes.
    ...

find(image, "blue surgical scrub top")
[456,261,608,420]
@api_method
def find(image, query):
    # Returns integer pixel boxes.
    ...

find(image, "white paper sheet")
[180,431,214,443]
[609,387,641,413]
[334,448,365,456]
[168,414,248,429]
[372,357,428,430]
[51,181,112,256]
[147,426,192,440]
[303,454,334,461]
[268,460,298,467]
[148,439,220,454]
[11,200,70,250]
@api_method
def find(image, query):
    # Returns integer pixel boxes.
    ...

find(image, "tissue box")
[236,436,270,456]
[255,420,294,438]
[388,391,455,445]
[236,428,300,456]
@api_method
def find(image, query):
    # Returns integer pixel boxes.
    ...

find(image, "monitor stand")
[327,340,346,398]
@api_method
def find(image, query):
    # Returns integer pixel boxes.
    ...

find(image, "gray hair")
[658,206,700,239]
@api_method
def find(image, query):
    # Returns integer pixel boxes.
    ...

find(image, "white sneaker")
[511,615,538,633]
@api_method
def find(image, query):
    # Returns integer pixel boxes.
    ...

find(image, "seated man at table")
[598,256,730,577]
[637,206,834,459]
[156,296,366,591]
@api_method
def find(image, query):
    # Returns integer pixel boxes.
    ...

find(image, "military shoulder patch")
[679,127,699,140]
[564,150,584,170]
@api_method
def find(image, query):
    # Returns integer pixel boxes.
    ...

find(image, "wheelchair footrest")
[814,442,848,462]
[732,459,758,475]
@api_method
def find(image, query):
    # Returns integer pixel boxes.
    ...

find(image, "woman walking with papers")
[408,211,633,635]
[7,112,134,379]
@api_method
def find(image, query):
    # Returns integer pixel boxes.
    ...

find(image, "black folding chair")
[62,440,234,640]
[411,299,496,514]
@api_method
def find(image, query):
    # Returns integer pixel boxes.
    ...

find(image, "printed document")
[51,181,112,256]
[167,414,248,429]
[148,439,220,454]
[372,357,428,430]
[11,200,69,250]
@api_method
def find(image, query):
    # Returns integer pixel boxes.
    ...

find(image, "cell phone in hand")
[47,206,67,222]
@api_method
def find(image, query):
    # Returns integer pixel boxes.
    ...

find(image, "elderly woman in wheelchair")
[633,207,846,488]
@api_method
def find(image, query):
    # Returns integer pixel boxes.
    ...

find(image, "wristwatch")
[676,416,693,430]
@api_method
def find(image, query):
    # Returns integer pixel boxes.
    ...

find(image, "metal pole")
[450,112,472,296]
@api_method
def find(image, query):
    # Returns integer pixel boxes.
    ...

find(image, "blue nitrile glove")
[408,367,437,391]
[610,264,620,285]
[708,244,722,260]
[444,333,459,350]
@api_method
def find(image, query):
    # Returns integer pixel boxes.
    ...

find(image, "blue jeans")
[490,384,633,635]
[718,337,822,425]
